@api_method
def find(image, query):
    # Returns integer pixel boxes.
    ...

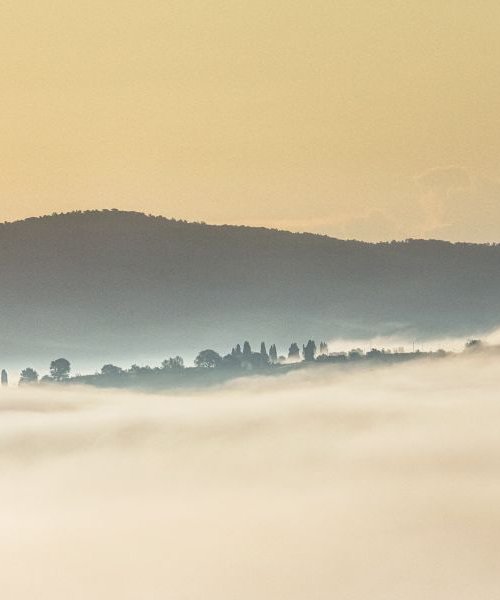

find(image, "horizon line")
[1,208,499,247]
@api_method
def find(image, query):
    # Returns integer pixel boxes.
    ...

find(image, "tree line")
[10,340,333,385]
[4,338,477,387]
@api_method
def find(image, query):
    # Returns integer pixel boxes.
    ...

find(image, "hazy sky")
[1,1,499,241]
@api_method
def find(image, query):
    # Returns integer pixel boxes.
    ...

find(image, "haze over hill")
[1,210,499,371]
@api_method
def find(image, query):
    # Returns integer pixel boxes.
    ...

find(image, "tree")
[195,349,222,368]
[260,342,268,359]
[161,356,184,370]
[243,341,252,356]
[269,344,278,364]
[129,364,152,375]
[303,340,317,362]
[319,341,329,355]
[19,368,39,385]
[1,369,7,386]
[465,339,483,351]
[101,364,123,377]
[288,342,300,360]
[50,358,71,381]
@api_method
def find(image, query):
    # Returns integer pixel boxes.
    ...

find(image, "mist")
[1,354,499,599]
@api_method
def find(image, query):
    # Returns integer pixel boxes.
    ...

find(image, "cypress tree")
[303,340,317,362]
[269,344,278,364]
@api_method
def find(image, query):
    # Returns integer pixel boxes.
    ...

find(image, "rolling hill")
[1,210,499,371]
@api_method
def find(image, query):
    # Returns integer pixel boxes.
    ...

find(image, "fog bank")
[1,354,499,599]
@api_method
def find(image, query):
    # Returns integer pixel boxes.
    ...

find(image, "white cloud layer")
[1,353,500,599]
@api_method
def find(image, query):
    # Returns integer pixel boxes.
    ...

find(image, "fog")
[1,354,499,599]
[326,324,500,356]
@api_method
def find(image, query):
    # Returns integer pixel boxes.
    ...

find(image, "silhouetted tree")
[243,341,252,356]
[19,368,39,385]
[231,345,243,358]
[1,369,8,386]
[235,343,242,356]
[303,340,317,362]
[161,356,184,370]
[465,339,483,351]
[288,342,300,360]
[269,344,278,364]
[129,364,152,375]
[101,364,123,376]
[50,358,71,381]
[195,349,222,368]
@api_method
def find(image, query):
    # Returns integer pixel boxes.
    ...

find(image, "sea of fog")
[0,354,499,599]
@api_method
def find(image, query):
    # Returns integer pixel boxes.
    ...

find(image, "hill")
[1,210,499,370]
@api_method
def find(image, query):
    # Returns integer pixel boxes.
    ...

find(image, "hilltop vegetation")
[8,338,487,392]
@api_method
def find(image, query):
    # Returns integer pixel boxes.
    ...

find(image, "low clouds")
[414,168,500,241]
[1,355,500,598]
[338,209,403,241]
[338,166,500,242]
[415,165,471,193]
[414,165,469,226]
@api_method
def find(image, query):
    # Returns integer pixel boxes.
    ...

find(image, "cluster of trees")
[18,358,70,385]
[13,339,333,386]
[195,341,277,370]
[194,339,330,370]
[13,337,477,387]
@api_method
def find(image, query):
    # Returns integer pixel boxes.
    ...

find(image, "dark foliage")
[288,343,300,360]
[50,358,71,381]
[19,368,39,384]
[303,340,317,362]
[195,349,222,368]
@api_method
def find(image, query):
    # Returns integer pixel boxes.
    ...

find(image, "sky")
[1,1,499,241]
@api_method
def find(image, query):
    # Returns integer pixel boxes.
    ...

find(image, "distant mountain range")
[1,210,499,370]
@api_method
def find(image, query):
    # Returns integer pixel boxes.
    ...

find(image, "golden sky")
[1,1,499,241]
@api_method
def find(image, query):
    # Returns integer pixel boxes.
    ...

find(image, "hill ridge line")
[1,208,497,247]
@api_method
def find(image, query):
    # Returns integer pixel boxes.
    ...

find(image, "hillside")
[1,210,499,370]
